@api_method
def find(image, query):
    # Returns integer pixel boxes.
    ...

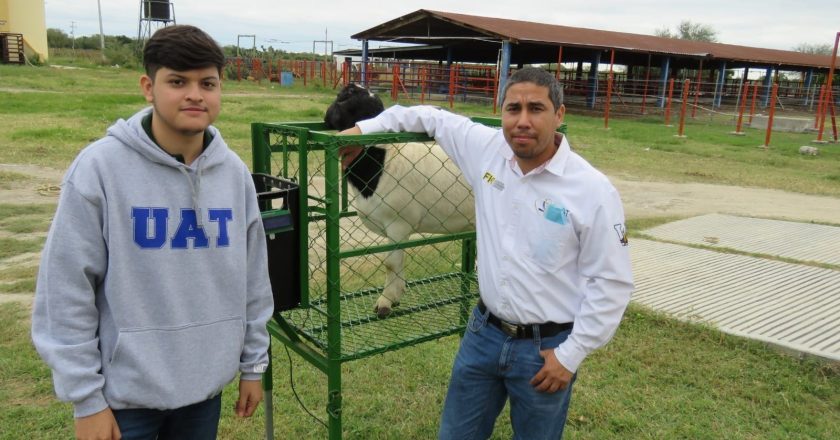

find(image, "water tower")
[137,1,176,49]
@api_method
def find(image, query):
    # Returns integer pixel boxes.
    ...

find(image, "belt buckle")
[498,320,520,338]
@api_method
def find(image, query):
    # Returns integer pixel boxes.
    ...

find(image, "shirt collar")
[500,132,570,177]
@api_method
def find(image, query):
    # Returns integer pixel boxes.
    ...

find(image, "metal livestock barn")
[341,9,838,110]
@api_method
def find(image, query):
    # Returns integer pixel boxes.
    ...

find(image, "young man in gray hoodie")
[31,25,274,440]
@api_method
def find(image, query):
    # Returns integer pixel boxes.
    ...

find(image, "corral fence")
[228,57,839,143]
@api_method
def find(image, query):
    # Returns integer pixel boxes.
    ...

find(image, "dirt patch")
[0,164,63,205]
[614,178,840,224]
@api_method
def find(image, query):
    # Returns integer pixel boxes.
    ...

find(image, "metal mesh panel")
[255,122,478,362]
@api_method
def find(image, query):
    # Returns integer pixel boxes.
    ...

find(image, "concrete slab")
[630,239,840,361]
[749,114,813,132]
[642,213,840,266]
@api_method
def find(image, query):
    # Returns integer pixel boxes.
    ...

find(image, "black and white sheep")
[325,84,475,317]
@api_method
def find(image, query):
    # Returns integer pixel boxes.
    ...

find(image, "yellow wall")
[0,0,49,62]
[0,1,9,33]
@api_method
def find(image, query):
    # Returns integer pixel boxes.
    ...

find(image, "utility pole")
[97,0,106,62]
[70,21,76,55]
[312,28,333,59]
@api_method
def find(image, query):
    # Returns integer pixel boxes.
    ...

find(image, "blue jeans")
[439,306,576,440]
[112,393,222,440]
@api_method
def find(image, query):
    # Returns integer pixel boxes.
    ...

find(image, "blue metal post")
[361,40,369,87]
[587,51,601,109]
[497,41,512,107]
[658,56,671,108]
[762,67,773,107]
[804,68,814,106]
[713,61,727,108]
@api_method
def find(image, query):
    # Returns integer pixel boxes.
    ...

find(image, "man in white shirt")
[342,67,634,439]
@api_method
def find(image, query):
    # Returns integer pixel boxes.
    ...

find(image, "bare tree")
[792,43,833,55]
[655,20,718,42]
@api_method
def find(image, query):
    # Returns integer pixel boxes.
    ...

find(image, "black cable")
[284,344,328,429]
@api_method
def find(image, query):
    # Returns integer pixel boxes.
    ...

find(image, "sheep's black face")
[324,84,385,130]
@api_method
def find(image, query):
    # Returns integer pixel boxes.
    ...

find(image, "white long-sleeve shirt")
[357,105,634,372]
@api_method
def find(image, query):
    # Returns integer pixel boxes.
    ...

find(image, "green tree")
[792,42,833,55]
[655,20,718,42]
[47,28,73,48]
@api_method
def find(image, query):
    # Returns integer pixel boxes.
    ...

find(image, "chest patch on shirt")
[482,171,505,191]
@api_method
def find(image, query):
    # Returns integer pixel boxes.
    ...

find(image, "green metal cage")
[254,120,484,439]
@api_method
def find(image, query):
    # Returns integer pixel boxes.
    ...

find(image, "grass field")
[0,62,838,439]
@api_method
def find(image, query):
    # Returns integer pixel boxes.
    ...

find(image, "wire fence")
[235,58,839,144]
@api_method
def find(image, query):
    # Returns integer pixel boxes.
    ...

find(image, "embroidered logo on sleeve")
[614,223,629,246]
[251,363,268,373]
[482,172,505,191]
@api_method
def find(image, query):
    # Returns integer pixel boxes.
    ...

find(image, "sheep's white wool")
[348,142,475,317]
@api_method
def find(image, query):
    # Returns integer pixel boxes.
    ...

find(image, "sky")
[44,0,840,55]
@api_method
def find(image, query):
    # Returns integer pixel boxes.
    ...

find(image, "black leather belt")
[478,299,573,339]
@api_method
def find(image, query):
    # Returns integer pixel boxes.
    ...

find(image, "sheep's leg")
[375,247,405,318]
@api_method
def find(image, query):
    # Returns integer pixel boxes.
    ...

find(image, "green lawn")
[0,63,837,439]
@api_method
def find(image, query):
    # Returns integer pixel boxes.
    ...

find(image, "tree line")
[654,20,833,55]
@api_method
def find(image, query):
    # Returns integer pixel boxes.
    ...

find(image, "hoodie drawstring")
[179,156,204,226]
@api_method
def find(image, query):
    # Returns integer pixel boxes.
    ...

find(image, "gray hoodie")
[31,107,274,418]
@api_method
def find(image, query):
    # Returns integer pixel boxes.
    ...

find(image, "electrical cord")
[283,314,328,429]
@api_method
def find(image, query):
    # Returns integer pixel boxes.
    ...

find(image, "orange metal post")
[556,46,563,80]
[344,60,350,86]
[814,85,826,129]
[733,81,750,134]
[829,91,838,142]
[604,49,615,129]
[677,79,690,137]
[692,60,703,118]
[816,32,839,142]
[748,82,759,125]
[391,64,399,101]
[493,66,499,115]
[664,78,675,126]
[641,54,651,114]
[448,66,455,109]
[763,83,779,148]
[236,58,242,81]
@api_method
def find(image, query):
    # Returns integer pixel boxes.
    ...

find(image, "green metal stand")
[252,118,561,439]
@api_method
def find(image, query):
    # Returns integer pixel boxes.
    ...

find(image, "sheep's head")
[324,83,385,131]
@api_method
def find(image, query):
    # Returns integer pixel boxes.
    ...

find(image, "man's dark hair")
[502,67,564,110]
[143,25,225,78]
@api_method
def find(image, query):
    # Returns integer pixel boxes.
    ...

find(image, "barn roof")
[350,9,836,71]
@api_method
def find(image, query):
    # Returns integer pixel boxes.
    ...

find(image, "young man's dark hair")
[502,66,565,110]
[143,24,226,78]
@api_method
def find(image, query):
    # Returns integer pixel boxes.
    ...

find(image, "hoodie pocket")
[105,317,244,410]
